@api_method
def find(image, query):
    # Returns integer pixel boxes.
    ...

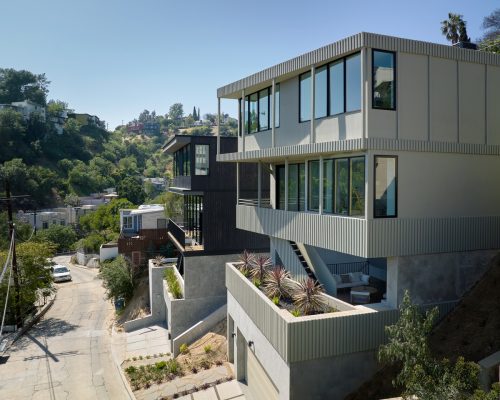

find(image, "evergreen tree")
[192,106,197,121]
[198,108,200,121]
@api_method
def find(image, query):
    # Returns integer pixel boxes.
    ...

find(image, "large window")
[123,215,133,230]
[299,52,361,122]
[308,160,320,211]
[374,156,397,218]
[240,84,280,134]
[195,144,209,175]
[372,50,396,110]
[312,156,365,216]
[299,72,311,122]
[174,145,191,177]
[276,163,305,211]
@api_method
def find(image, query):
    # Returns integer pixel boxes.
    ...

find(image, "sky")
[0,0,497,130]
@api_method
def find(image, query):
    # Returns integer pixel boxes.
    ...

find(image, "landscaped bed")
[236,250,338,317]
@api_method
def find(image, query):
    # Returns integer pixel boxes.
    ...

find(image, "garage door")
[246,348,279,400]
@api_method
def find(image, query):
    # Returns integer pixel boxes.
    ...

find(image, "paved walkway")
[112,324,171,363]
[0,255,130,399]
[177,379,246,400]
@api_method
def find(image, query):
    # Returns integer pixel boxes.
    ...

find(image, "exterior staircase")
[289,241,317,281]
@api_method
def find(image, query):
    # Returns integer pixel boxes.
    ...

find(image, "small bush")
[203,345,212,353]
[179,343,189,354]
[139,355,143,360]
[215,360,223,366]
[167,359,180,374]
[291,278,328,315]
[164,268,182,299]
[125,366,137,374]
[99,255,137,301]
[253,278,261,288]
[155,361,167,370]
[272,296,280,305]
[291,309,301,317]
[200,359,211,370]
[191,366,198,374]
[132,356,137,361]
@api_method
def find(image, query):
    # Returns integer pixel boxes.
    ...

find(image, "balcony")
[167,219,204,252]
[236,202,368,258]
[226,262,396,363]
[117,228,168,253]
[170,175,191,190]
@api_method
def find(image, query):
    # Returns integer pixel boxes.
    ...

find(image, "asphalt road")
[0,255,131,399]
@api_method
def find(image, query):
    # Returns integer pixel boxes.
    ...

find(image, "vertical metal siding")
[237,205,368,257]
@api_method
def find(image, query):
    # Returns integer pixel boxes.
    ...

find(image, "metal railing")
[326,261,369,275]
[238,198,272,208]
[167,219,185,248]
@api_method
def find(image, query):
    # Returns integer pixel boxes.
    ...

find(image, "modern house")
[216,32,500,399]
[68,112,105,129]
[0,100,46,122]
[117,204,169,266]
[161,134,269,350]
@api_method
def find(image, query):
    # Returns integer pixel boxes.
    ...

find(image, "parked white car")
[51,265,72,282]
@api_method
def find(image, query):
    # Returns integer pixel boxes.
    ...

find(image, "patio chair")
[350,290,371,304]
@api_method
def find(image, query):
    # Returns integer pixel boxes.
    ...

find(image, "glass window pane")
[308,160,320,211]
[329,60,344,115]
[258,89,269,131]
[375,156,397,217]
[288,164,298,211]
[277,165,286,210]
[315,65,327,119]
[249,93,258,133]
[244,97,248,134]
[346,53,361,112]
[373,51,395,109]
[323,159,334,213]
[195,144,209,175]
[350,157,365,216]
[275,84,280,128]
[335,158,349,215]
[300,72,311,122]
[298,163,305,211]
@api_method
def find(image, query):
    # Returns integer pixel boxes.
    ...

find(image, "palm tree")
[441,13,467,44]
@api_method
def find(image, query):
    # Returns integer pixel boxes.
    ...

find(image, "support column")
[304,160,309,211]
[236,162,240,204]
[284,159,289,211]
[217,97,221,155]
[241,89,246,153]
[271,79,276,148]
[310,65,316,143]
[319,156,323,214]
[257,161,262,207]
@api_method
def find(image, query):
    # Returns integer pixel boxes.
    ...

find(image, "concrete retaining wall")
[172,304,227,357]
[100,244,118,262]
[76,251,99,266]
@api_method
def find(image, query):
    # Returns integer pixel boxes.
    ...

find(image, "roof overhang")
[168,187,204,196]
[162,135,191,154]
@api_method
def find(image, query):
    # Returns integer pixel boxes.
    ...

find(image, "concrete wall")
[386,249,499,308]
[141,211,166,230]
[99,244,118,262]
[289,350,379,400]
[76,251,98,266]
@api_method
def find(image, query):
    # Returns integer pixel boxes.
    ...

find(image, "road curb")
[111,325,136,400]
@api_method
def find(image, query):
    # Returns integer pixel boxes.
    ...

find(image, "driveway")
[0,255,131,399]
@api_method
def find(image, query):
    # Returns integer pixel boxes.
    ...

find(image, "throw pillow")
[333,274,342,284]
[340,274,351,284]
[361,274,370,284]
[350,272,362,282]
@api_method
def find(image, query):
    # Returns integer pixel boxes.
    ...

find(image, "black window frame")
[276,162,305,211]
[239,84,280,136]
[299,51,362,124]
[371,49,397,111]
[373,155,398,219]
[194,144,210,176]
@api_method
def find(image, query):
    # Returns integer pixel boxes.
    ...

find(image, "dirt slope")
[345,254,500,400]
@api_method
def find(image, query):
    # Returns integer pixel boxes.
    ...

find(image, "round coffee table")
[351,286,378,295]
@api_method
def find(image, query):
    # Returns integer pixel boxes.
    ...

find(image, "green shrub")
[98,255,136,300]
[179,343,189,354]
[291,309,301,317]
[253,278,261,288]
[204,345,212,353]
[167,359,180,375]
[164,268,182,299]
[155,361,167,370]
[272,296,280,305]
[125,366,137,374]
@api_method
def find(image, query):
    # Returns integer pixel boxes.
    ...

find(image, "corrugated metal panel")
[271,237,309,279]
[226,264,289,361]
[237,205,368,257]
[218,32,500,98]
[368,216,500,258]
[217,137,500,163]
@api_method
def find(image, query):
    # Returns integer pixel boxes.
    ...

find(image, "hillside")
[346,253,500,399]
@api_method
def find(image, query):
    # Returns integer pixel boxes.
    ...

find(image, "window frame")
[299,51,361,123]
[371,49,397,111]
[240,84,280,136]
[194,144,210,176]
[373,155,398,219]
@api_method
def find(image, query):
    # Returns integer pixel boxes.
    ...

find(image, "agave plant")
[238,250,255,276]
[263,265,292,300]
[291,278,328,315]
[152,255,164,266]
[250,255,272,282]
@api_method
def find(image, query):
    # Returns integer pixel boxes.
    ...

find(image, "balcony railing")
[326,261,369,275]
[238,198,272,208]
[168,219,185,249]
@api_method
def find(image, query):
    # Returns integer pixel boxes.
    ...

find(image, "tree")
[478,8,500,54]
[99,255,137,301]
[0,241,55,325]
[79,198,134,234]
[34,224,78,252]
[64,193,81,207]
[0,68,50,105]
[117,176,145,206]
[441,13,469,44]
[168,103,184,120]
[138,109,151,123]
[192,106,198,121]
[379,291,495,399]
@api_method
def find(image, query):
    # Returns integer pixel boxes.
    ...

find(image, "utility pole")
[4,180,22,328]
